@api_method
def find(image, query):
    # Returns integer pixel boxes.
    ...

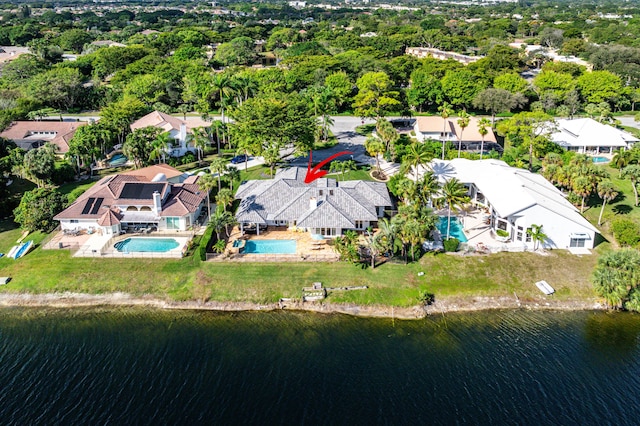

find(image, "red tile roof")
[0,121,87,154]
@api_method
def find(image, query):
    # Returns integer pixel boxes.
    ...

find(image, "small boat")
[535,280,555,295]
[0,277,11,285]
[6,245,19,259]
[12,240,33,259]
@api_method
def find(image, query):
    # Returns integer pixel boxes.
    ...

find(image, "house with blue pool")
[234,167,393,238]
[414,159,599,250]
[54,165,208,235]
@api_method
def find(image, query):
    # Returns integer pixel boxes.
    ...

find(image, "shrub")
[67,187,86,204]
[443,237,460,252]
[496,229,509,238]
[198,224,215,261]
[52,162,76,185]
[13,188,66,232]
[611,218,640,247]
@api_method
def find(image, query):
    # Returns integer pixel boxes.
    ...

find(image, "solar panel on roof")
[90,198,104,214]
[119,183,165,199]
[81,198,96,214]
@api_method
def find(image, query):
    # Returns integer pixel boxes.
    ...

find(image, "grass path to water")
[0,215,600,308]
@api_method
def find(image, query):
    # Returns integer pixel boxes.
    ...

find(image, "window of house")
[166,217,180,230]
[526,227,532,242]
[355,220,364,229]
[319,190,323,196]
[70,220,78,224]
[497,219,508,231]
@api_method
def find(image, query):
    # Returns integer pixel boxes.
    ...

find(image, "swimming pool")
[114,237,180,253]
[243,239,297,254]
[109,153,128,167]
[437,216,468,242]
[592,156,610,164]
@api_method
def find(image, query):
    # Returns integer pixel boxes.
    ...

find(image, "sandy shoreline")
[0,292,606,319]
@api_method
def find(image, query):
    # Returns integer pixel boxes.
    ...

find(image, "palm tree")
[224,165,241,191]
[211,74,235,147]
[440,177,469,240]
[376,218,397,257]
[622,165,640,206]
[190,127,209,165]
[210,208,235,240]
[597,180,618,226]
[612,148,632,177]
[209,155,227,191]
[149,132,172,164]
[263,144,280,177]
[197,172,217,222]
[320,113,334,143]
[456,111,470,158]
[363,227,382,269]
[438,102,453,160]
[177,103,190,120]
[232,75,257,106]
[416,171,440,209]
[526,224,547,251]
[215,188,234,212]
[364,136,386,176]
[477,118,490,159]
[405,142,431,181]
[572,175,594,213]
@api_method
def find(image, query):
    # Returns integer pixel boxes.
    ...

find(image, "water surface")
[1,308,639,425]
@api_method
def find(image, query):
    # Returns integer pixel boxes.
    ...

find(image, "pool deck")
[43,229,193,258]
[216,227,339,262]
[455,209,530,253]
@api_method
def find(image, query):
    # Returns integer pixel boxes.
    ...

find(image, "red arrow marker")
[304,150,354,184]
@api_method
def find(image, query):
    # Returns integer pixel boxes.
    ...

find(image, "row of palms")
[541,153,619,225]
[437,103,492,160]
[353,171,469,266]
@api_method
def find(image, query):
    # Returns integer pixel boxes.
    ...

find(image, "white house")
[234,167,393,237]
[54,165,207,235]
[130,111,208,157]
[418,159,599,250]
[550,118,638,155]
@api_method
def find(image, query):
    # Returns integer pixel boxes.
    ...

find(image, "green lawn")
[0,218,600,307]
[57,178,99,197]
[582,163,640,244]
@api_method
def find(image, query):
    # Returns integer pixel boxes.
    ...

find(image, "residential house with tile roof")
[234,167,393,237]
[413,116,502,154]
[0,121,86,154]
[130,111,207,157]
[54,165,207,235]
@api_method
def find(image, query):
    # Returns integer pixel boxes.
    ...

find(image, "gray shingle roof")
[235,167,392,227]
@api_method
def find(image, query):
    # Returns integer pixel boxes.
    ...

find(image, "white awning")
[569,232,590,239]
[120,212,160,223]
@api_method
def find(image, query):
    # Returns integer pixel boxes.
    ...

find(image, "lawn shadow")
[612,204,633,215]
[593,233,609,248]
[0,219,18,234]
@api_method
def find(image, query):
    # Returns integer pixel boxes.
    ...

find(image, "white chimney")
[153,191,162,215]
[179,123,187,147]
[309,197,317,210]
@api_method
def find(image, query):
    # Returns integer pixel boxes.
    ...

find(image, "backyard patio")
[214,226,340,262]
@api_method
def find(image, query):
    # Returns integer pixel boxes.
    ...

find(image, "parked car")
[231,154,251,164]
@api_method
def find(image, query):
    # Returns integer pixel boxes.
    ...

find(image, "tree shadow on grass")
[0,219,18,234]
[612,204,633,215]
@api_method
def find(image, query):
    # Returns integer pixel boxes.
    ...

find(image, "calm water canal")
[1,307,640,425]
